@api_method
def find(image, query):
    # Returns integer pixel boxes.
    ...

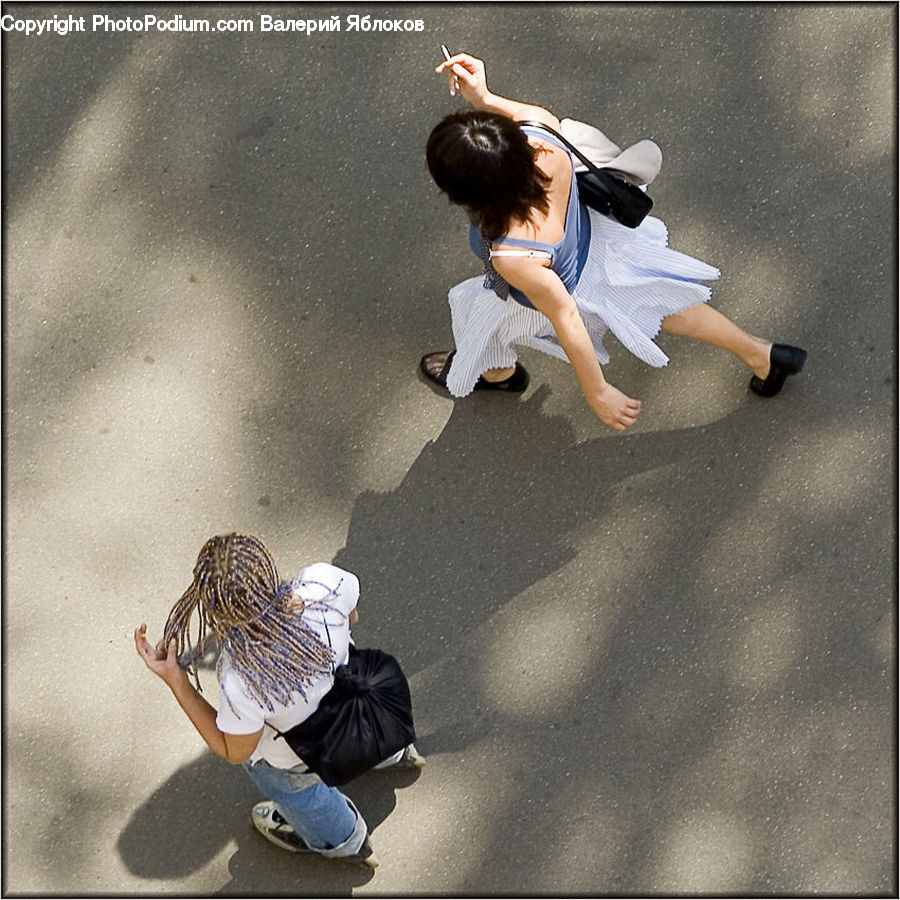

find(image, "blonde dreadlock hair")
[163,534,336,712]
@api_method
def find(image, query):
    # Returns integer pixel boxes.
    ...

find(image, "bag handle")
[518,120,609,176]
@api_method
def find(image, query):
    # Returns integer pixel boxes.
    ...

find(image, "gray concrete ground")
[3,2,895,896]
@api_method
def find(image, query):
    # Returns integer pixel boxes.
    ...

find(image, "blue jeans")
[243,759,367,857]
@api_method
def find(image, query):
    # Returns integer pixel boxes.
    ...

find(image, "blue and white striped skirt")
[444,207,721,397]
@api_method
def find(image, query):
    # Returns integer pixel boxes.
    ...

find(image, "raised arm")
[435,52,560,130]
[134,624,263,764]
[492,257,642,431]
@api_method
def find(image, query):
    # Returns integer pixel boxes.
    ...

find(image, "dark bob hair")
[426,110,551,242]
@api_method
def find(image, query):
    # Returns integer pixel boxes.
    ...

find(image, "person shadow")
[335,383,784,690]
[117,751,422,894]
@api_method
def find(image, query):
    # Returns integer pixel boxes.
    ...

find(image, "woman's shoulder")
[511,107,562,131]
[489,250,556,289]
[528,137,572,174]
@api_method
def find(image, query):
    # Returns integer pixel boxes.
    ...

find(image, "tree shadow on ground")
[8,4,892,894]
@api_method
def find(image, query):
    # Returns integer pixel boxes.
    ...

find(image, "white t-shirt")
[215,562,359,769]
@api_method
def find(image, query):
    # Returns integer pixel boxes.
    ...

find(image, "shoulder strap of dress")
[490,248,552,259]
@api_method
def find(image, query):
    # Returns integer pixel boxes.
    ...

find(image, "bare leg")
[660,304,772,379]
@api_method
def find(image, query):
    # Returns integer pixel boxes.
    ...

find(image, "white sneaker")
[250,801,379,867]
[394,743,426,769]
[251,801,312,853]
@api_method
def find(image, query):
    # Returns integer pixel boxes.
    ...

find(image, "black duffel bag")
[271,645,416,786]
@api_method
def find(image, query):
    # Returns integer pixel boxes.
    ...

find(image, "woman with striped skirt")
[421,52,806,431]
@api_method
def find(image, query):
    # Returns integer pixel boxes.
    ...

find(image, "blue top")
[469,124,592,308]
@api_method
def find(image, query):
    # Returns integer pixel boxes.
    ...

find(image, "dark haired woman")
[134,533,423,867]
[421,53,806,431]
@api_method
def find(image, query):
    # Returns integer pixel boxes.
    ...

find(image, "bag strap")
[518,120,606,175]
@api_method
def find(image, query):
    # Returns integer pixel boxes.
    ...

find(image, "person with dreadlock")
[134,533,423,868]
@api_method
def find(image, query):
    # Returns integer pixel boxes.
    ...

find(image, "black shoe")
[474,363,530,392]
[420,350,529,394]
[749,344,807,397]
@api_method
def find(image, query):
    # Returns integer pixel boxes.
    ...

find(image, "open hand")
[134,624,186,688]
[590,383,642,431]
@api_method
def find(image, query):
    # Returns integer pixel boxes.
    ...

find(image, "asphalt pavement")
[3,2,896,896]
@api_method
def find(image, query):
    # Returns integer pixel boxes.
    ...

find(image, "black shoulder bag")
[520,120,653,229]
[270,642,417,787]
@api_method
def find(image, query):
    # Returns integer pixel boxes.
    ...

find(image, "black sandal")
[749,344,807,397]
[420,351,455,389]
[420,350,530,394]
